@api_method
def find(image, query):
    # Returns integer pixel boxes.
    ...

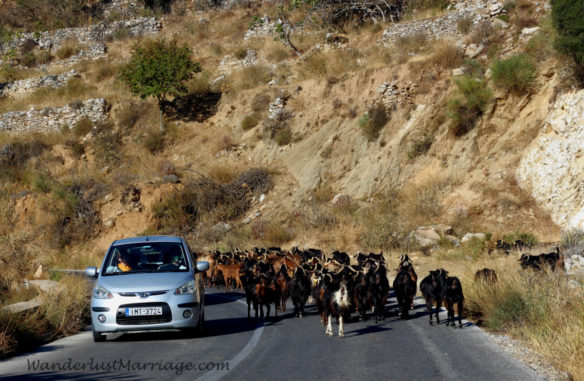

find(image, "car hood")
[97,272,193,292]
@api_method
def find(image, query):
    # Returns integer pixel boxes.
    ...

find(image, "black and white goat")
[324,280,352,338]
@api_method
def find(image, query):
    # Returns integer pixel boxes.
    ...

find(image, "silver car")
[85,236,209,342]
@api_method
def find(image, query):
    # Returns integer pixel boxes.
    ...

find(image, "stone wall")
[380,0,504,45]
[244,16,287,40]
[0,70,80,98]
[0,99,108,134]
[517,89,584,230]
[218,49,258,74]
[1,17,161,55]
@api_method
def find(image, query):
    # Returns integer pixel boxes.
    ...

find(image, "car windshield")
[102,242,189,275]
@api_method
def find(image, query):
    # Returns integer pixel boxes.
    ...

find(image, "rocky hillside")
[0,0,579,267]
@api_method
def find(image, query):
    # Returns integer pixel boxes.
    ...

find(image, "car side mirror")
[85,266,99,278]
[195,261,210,273]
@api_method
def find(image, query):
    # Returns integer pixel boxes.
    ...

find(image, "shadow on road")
[204,292,245,306]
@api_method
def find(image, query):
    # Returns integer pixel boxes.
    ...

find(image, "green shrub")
[359,105,389,141]
[490,54,536,94]
[501,231,539,246]
[552,0,584,85]
[92,124,121,166]
[274,127,292,146]
[447,75,492,136]
[241,114,260,131]
[119,39,201,129]
[33,174,52,193]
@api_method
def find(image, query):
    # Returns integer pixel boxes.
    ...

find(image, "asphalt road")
[0,289,543,381]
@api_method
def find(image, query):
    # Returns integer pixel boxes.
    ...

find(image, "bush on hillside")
[359,104,389,142]
[447,75,492,136]
[552,0,584,85]
[490,54,536,94]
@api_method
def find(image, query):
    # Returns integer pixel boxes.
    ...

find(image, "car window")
[102,242,189,275]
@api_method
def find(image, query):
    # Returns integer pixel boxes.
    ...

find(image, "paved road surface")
[0,289,542,380]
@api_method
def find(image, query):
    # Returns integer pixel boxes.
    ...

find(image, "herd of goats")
[197,242,563,337]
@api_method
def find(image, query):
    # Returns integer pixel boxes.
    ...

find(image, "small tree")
[120,39,201,129]
[552,0,584,85]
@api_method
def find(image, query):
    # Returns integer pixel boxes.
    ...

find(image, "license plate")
[125,307,162,316]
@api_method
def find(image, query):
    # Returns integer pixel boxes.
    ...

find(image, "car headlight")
[175,280,196,295]
[93,286,113,299]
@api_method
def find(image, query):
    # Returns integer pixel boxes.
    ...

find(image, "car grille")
[116,302,172,325]
[118,291,168,297]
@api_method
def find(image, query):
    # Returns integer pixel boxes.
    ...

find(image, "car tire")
[197,311,205,337]
[93,328,106,342]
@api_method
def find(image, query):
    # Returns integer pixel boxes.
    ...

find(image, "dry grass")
[361,45,393,68]
[0,275,90,359]
[430,42,465,70]
[262,39,292,63]
[394,32,428,63]
[55,39,85,60]
[206,164,239,184]
[459,256,583,379]
[227,64,272,91]
[0,65,40,83]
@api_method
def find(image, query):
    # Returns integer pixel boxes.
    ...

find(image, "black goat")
[420,268,448,325]
[443,276,464,328]
[393,259,417,320]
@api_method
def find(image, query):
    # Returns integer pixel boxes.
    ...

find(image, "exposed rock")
[162,175,180,184]
[332,193,353,205]
[431,224,453,236]
[33,264,43,279]
[465,44,483,59]
[452,67,466,76]
[444,235,461,247]
[461,232,486,242]
[410,226,442,248]
[325,33,349,44]
[518,89,584,230]
[211,222,232,234]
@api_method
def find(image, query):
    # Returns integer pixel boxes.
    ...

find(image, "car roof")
[112,236,183,246]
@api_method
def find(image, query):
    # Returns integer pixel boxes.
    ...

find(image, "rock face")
[0,70,80,97]
[0,99,108,134]
[517,89,584,230]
